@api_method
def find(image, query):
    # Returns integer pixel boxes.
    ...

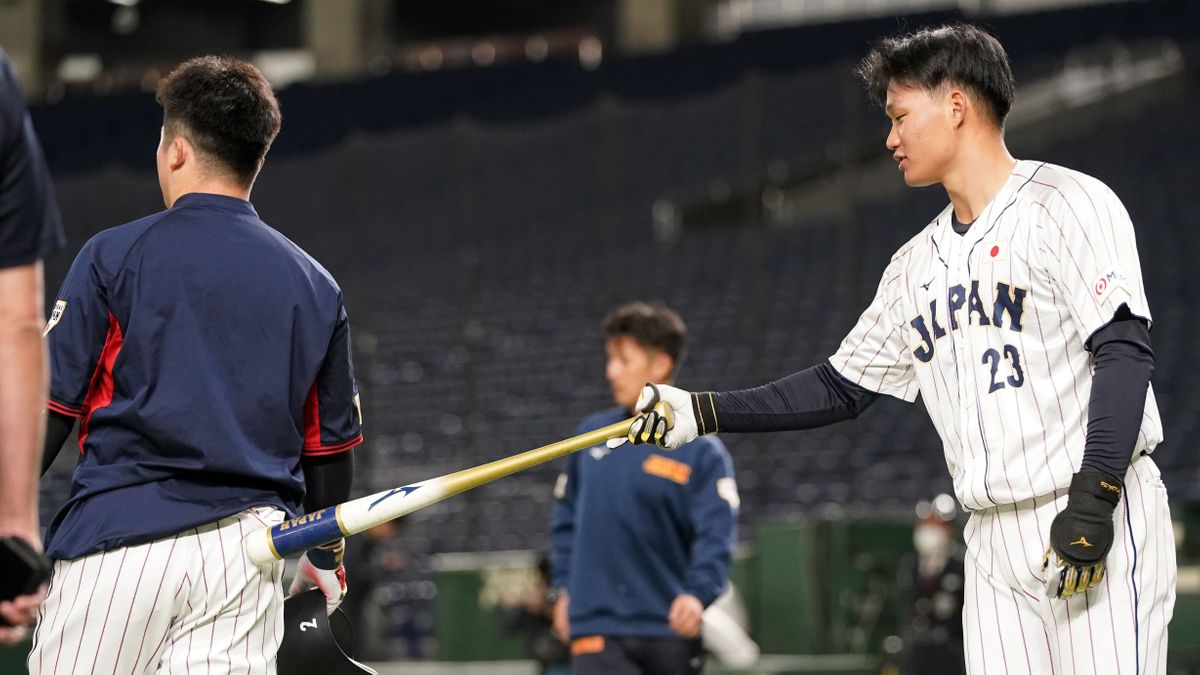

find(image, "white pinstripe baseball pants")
[28,507,286,675]
[963,456,1176,675]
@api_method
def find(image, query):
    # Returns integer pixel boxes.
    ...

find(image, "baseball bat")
[244,415,644,566]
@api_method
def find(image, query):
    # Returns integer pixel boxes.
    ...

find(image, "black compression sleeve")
[302,451,354,513]
[711,362,880,433]
[41,411,75,475]
[1080,311,1154,481]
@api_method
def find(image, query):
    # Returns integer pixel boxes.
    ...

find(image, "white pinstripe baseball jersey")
[830,160,1163,510]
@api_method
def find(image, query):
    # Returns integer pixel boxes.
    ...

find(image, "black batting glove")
[1043,469,1123,599]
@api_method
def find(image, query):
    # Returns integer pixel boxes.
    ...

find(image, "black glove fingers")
[639,383,662,413]
[1075,565,1092,593]
[1050,567,1066,599]
[627,417,646,444]
[1064,566,1080,597]
[630,411,662,445]
[652,417,668,446]
[643,411,661,443]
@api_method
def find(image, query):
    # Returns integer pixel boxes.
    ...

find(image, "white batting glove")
[607,383,704,451]
[288,539,347,615]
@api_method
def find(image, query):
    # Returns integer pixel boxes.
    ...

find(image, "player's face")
[605,336,673,410]
[884,81,957,187]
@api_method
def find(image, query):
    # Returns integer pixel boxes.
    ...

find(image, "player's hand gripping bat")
[244,402,674,566]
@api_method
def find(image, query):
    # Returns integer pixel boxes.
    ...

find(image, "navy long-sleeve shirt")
[550,407,738,639]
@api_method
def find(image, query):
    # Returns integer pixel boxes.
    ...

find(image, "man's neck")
[168,179,251,207]
[941,139,1016,225]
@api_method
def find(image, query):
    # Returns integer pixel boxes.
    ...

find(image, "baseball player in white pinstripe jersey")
[612,24,1175,675]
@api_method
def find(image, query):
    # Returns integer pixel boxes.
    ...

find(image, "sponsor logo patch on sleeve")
[43,300,67,336]
[1092,268,1127,302]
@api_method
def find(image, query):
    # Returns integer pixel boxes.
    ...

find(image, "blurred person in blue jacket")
[549,302,738,675]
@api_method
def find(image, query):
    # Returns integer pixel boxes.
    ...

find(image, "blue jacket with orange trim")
[550,407,738,639]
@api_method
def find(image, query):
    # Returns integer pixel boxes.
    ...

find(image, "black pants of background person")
[571,635,705,675]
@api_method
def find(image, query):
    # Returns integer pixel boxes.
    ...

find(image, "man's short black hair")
[156,56,281,187]
[856,23,1016,127]
[603,302,688,371]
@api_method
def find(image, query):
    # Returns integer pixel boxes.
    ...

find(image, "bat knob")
[652,400,675,431]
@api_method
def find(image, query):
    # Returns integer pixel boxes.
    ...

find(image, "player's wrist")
[690,392,719,435]
[0,521,41,550]
[1067,469,1123,513]
[681,585,714,607]
[306,538,345,570]
[1049,469,1120,568]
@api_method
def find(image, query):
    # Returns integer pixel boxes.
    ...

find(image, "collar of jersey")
[173,192,258,215]
[933,161,1029,252]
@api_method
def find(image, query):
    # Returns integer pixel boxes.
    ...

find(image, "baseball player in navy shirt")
[29,57,361,673]
[550,303,738,675]
[0,47,63,643]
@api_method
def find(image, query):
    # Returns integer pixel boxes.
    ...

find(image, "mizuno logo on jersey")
[910,281,1027,363]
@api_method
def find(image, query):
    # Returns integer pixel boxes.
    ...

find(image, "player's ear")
[168,135,190,172]
[649,351,675,383]
[948,89,968,128]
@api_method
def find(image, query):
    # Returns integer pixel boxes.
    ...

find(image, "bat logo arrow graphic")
[369,485,420,510]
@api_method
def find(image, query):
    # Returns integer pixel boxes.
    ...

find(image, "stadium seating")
[38,54,1200,556]
[31,6,1200,656]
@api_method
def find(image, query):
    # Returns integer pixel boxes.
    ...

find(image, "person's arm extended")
[615,258,910,452]
[0,262,46,542]
[702,362,879,434]
[613,364,881,451]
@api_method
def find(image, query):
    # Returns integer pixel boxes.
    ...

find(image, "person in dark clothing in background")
[900,494,965,675]
[499,553,569,675]
[549,302,739,675]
